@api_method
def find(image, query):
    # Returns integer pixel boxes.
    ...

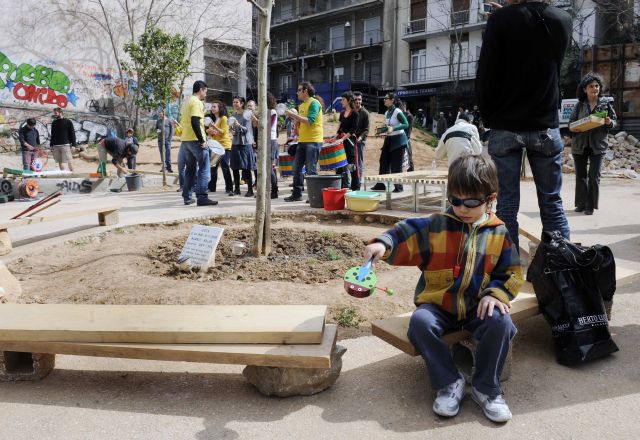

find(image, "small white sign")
[178,225,224,269]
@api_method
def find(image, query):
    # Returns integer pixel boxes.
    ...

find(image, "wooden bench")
[0,205,120,255]
[0,304,341,396]
[364,170,449,212]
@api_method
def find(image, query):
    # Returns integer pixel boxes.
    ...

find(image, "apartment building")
[268,0,388,109]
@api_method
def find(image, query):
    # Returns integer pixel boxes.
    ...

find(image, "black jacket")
[476,2,572,131]
[18,125,40,151]
[50,117,76,147]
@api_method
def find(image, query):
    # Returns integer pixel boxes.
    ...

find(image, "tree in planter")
[248,0,274,256]
[123,27,190,186]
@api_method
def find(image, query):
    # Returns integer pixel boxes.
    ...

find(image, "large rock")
[243,344,346,397]
[0,261,21,302]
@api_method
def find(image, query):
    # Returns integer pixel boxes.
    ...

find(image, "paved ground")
[0,175,639,439]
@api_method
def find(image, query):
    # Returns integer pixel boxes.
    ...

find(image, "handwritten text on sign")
[179,225,224,268]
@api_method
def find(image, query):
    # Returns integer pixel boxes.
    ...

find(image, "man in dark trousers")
[353,91,369,189]
[476,0,572,250]
[18,118,40,171]
[50,107,77,172]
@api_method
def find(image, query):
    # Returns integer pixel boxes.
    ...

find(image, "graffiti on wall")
[17,118,116,145]
[0,51,78,108]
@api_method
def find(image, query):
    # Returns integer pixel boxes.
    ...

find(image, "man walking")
[283,81,324,202]
[353,91,369,189]
[18,118,40,171]
[50,107,76,172]
[178,80,217,206]
[156,109,174,172]
[476,0,572,250]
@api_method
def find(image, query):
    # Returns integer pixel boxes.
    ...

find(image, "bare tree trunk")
[161,112,167,186]
[252,0,272,256]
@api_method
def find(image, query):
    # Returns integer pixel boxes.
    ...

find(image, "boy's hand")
[363,242,387,266]
[477,295,509,320]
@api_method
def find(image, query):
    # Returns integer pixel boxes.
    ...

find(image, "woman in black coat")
[569,72,616,216]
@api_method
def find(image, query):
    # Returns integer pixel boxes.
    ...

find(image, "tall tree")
[247,0,273,256]
[123,27,190,185]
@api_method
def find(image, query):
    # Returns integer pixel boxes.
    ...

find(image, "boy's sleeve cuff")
[368,234,393,259]
[480,288,512,306]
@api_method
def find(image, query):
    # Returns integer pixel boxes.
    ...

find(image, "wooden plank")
[517,213,542,245]
[0,205,120,230]
[0,304,327,345]
[372,287,539,356]
[0,325,338,369]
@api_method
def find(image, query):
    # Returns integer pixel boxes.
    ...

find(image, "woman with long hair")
[267,92,279,199]
[336,91,359,189]
[569,72,616,215]
[370,92,409,192]
[207,101,233,195]
[229,96,256,196]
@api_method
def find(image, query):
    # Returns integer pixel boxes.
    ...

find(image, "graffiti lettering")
[55,179,93,193]
[0,52,71,94]
[13,83,68,108]
[19,118,115,145]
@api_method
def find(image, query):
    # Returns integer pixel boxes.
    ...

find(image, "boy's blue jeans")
[292,142,321,197]
[408,303,516,398]
[488,128,570,250]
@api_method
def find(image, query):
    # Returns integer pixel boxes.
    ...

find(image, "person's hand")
[487,2,502,10]
[604,116,612,126]
[27,145,34,151]
[477,295,509,320]
[284,110,294,118]
[386,125,393,134]
[200,141,207,149]
[363,242,387,266]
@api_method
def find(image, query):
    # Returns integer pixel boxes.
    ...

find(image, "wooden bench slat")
[0,304,327,345]
[0,325,338,369]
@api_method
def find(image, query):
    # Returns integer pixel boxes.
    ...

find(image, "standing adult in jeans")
[18,118,40,171]
[353,91,370,189]
[476,0,572,250]
[283,81,324,202]
[156,109,174,173]
[178,80,217,207]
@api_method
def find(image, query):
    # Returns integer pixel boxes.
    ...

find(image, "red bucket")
[322,187,348,211]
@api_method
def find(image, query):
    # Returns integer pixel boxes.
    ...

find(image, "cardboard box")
[570,115,605,132]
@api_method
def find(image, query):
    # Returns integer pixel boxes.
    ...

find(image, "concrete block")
[451,337,512,384]
[0,351,55,381]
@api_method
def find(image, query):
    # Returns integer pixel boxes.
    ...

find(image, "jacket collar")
[443,208,504,229]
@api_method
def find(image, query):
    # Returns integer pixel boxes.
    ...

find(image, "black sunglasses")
[448,195,487,208]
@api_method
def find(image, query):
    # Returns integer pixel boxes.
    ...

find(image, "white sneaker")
[432,375,465,417]
[471,387,512,423]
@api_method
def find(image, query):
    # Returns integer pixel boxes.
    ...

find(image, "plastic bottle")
[431,159,437,170]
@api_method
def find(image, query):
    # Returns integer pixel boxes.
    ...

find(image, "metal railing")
[404,18,427,36]
[404,8,488,37]
[269,30,383,62]
[272,0,378,25]
[401,59,478,85]
[450,9,470,26]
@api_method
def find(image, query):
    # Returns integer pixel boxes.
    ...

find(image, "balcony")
[269,30,383,64]
[402,8,487,42]
[272,0,381,27]
[400,59,477,85]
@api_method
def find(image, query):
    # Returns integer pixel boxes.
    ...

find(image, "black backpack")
[527,231,618,365]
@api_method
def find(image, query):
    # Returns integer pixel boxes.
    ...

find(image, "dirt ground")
[7,214,421,340]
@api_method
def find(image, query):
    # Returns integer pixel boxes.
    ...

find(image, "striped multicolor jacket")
[373,209,523,320]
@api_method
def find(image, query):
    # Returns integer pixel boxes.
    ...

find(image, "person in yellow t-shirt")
[178,80,218,207]
[206,100,234,195]
[283,81,324,202]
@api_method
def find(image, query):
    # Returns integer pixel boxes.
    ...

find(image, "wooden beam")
[0,304,327,345]
[0,205,120,230]
[0,325,338,369]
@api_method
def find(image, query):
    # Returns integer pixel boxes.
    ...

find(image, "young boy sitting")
[364,154,523,423]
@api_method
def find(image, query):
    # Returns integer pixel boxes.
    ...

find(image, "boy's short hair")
[457,112,472,123]
[26,118,37,127]
[126,128,134,134]
[447,155,498,198]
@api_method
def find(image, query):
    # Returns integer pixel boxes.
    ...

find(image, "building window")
[281,0,293,19]
[411,48,427,82]
[281,40,292,58]
[330,25,345,50]
[280,74,292,94]
[363,17,381,44]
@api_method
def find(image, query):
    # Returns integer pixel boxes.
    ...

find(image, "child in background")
[435,112,483,166]
[363,154,523,423]
[124,128,139,171]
